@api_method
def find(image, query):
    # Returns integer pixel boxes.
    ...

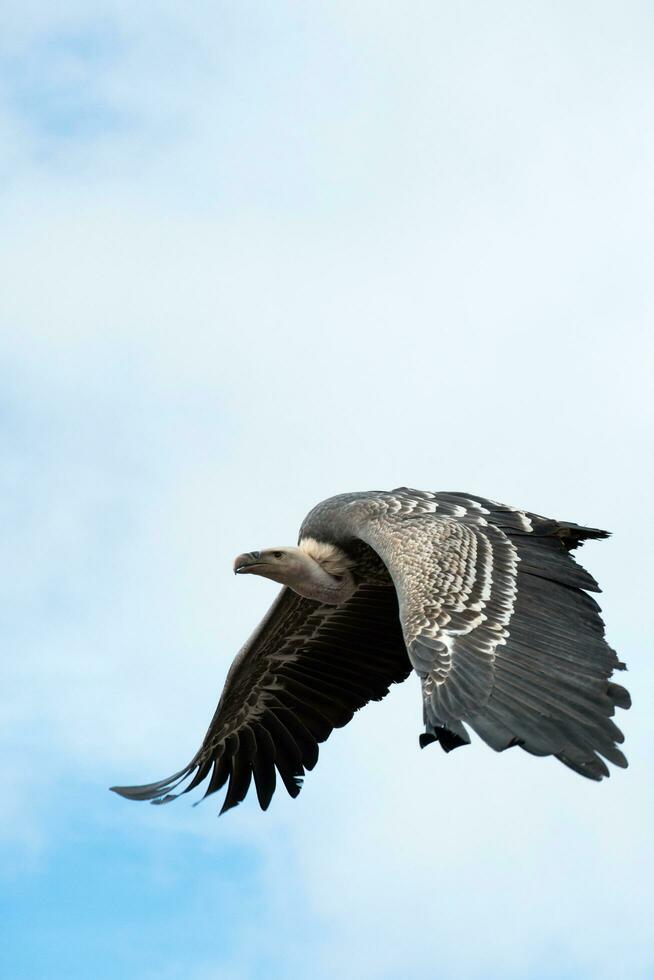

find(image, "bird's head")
[233,539,356,605]
[233,547,303,585]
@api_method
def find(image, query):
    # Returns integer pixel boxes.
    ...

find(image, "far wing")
[111,584,410,814]
[314,488,629,779]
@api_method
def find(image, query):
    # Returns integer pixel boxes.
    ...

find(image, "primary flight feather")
[111,489,630,814]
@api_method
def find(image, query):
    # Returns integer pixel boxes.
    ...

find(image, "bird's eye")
[273,551,283,559]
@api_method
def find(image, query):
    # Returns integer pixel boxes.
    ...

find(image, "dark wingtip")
[109,783,169,802]
[556,752,610,781]
[556,524,611,550]
[607,682,632,710]
[109,784,148,800]
[109,765,195,803]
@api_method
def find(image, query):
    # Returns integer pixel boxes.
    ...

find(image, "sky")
[1,2,653,978]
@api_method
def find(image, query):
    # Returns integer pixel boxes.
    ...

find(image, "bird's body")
[112,489,630,815]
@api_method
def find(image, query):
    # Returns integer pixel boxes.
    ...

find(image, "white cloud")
[1,2,653,976]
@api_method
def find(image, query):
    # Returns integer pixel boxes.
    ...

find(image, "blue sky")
[1,3,653,978]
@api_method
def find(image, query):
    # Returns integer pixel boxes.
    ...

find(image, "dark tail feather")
[420,723,470,753]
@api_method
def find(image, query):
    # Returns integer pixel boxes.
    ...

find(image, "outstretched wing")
[301,488,630,780]
[111,584,410,814]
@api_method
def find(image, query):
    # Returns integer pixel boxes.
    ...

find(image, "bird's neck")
[289,560,357,605]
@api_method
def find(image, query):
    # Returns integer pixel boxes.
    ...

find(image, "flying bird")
[111,489,630,814]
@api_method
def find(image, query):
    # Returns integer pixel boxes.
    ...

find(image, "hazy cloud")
[1,3,652,978]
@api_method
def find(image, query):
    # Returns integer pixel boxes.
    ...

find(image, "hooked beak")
[233,551,264,575]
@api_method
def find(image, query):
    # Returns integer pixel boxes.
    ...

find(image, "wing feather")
[300,488,630,780]
[111,583,410,813]
[251,725,277,810]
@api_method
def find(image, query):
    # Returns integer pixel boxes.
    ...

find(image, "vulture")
[111,489,631,815]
